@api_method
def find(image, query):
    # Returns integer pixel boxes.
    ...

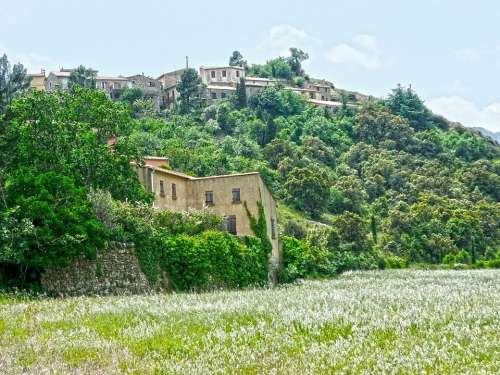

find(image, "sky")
[1,0,500,132]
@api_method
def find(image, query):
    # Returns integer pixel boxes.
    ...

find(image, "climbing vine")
[244,201,272,254]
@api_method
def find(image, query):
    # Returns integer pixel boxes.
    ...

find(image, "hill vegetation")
[0,51,499,290]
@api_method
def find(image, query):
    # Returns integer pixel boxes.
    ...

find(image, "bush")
[88,190,270,290]
[161,231,268,291]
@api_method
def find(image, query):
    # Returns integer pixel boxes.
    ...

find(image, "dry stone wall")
[41,243,153,296]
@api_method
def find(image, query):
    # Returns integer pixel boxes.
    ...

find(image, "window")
[271,218,276,239]
[236,70,240,78]
[232,188,240,203]
[221,92,226,98]
[49,81,52,89]
[101,82,105,89]
[205,191,214,205]
[172,183,177,199]
[211,71,216,78]
[159,180,165,197]
[321,95,325,101]
[224,215,237,235]
[309,92,314,99]
[222,70,226,78]
[149,81,154,87]
[211,92,217,99]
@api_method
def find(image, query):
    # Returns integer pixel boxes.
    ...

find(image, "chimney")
[41,68,46,75]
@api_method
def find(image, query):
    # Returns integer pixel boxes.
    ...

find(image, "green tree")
[1,87,149,202]
[269,57,293,80]
[177,68,202,114]
[229,50,247,68]
[386,85,446,131]
[0,54,31,114]
[287,48,309,76]
[120,87,144,105]
[234,77,247,108]
[1,168,107,268]
[285,163,331,218]
[68,65,97,90]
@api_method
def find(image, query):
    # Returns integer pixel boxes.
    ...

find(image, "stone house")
[200,66,245,103]
[136,157,280,270]
[127,74,162,109]
[245,76,277,97]
[28,69,46,90]
[45,69,73,90]
[95,76,131,100]
[305,81,333,101]
[157,68,186,109]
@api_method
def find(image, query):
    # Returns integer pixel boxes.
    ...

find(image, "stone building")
[45,69,73,90]
[136,157,280,269]
[28,69,46,90]
[95,76,131,100]
[199,66,246,103]
[305,81,333,101]
[127,74,162,109]
[157,68,186,108]
[245,76,276,97]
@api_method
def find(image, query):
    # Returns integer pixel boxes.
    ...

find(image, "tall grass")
[0,269,499,374]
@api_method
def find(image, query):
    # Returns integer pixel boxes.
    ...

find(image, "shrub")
[88,191,270,290]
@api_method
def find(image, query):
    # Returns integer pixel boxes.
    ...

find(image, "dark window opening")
[221,92,226,98]
[205,191,214,205]
[236,70,240,77]
[211,92,217,99]
[224,215,237,235]
[211,71,216,78]
[232,188,240,203]
[172,183,177,199]
[222,70,227,78]
[159,180,165,197]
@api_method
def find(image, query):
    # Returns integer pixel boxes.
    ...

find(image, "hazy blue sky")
[2,0,500,131]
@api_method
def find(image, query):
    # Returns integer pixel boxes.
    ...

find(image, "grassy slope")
[1,270,499,374]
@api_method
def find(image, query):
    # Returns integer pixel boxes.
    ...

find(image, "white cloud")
[427,96,500,132]
[353,34,378,51]
[257,24,321,57]
[326,34,382,70]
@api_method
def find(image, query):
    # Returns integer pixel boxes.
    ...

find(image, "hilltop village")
[24,55,362,277]
[28,61,363,112]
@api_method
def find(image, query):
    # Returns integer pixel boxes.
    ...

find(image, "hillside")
[474,127,500,143]
[1,51,499,290]
[125,81,500,275]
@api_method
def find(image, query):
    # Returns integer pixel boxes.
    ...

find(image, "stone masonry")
[41,243,154,296]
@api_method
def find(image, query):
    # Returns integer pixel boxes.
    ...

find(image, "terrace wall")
[41,243,165,296]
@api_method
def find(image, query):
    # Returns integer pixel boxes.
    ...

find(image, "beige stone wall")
[187,174,262,238]
[151,171,189,212]
[137,166,280,269]
[200,66,245,86]
[30,75,46,90]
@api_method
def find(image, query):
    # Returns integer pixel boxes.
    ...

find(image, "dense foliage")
[1,51,499,289]
[120,72,499,281]
[88,190,270,291]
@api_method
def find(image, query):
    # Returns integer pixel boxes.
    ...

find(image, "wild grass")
[0,269,499,374]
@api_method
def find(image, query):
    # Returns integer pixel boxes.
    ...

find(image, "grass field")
[1,269,499,374]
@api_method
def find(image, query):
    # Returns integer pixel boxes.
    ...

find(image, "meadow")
[1,269,499,374]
